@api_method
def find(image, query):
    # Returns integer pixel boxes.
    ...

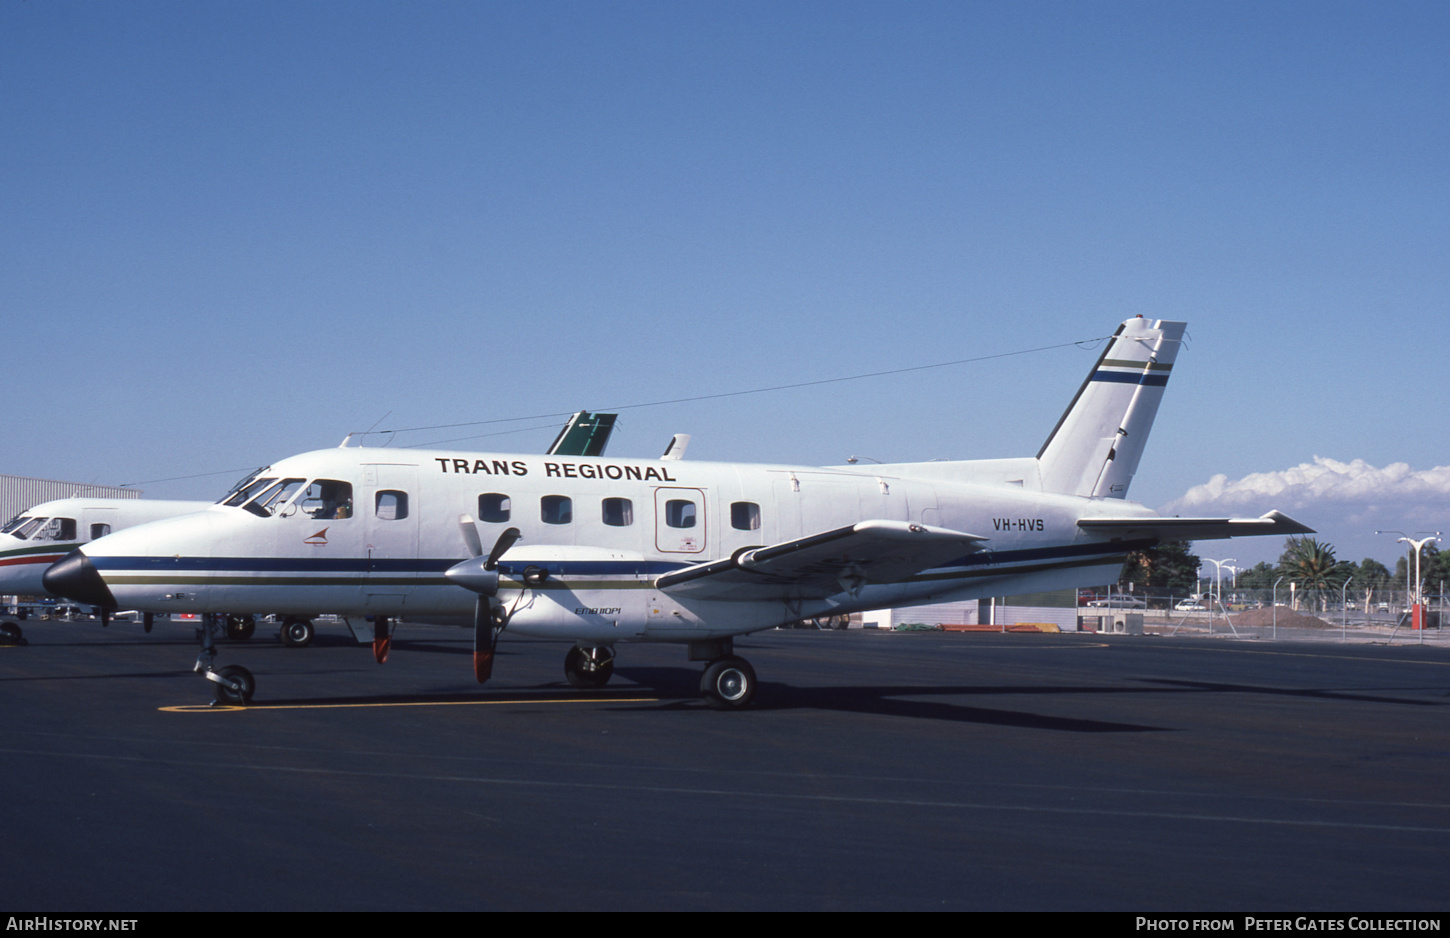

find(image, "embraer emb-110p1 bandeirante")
[0,497,211,643]
[46,318,1312,706]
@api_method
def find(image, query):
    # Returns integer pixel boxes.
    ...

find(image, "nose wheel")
[210,664,255,705]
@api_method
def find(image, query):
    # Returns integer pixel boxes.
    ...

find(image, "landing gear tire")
[701,657,756,710]
[225,615,256,641]
[564,645,615,689]
[0,620,26,646]
[279,617,314,647]
[212,664,255,706]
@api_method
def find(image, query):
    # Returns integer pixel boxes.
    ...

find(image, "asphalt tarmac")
[1,620,1447,912]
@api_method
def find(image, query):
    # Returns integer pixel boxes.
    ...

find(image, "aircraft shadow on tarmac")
[1138,677,1446,708]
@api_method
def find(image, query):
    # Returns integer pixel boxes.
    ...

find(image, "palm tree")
[1277,537,1342,612]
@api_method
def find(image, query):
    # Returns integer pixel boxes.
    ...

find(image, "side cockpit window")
[301,480,354,520]
[90,523,112,539]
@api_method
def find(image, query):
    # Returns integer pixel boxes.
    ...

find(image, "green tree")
[1120,541,1201,601]
[1235,561,1278,590]
[1277,537,1347,610]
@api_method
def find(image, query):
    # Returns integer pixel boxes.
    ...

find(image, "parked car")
[1175,600,1207,611]
[1086,597,1147,609]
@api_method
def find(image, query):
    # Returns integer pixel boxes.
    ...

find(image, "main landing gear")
[691,637,756,710]
[279,616,315,647]
[700,657,756,710]
[564,645,615,689]
[0,619,26,646]
[559,640,758,708]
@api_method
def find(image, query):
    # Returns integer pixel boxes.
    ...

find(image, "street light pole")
[1377,530,1441,631]
[1204,558,1236,634]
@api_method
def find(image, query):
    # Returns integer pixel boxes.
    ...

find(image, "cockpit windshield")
[223,477,278,509]
[239,478,306,518]
[3,516,45,540]
[219,468,270,505]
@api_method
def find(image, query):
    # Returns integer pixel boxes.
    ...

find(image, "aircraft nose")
[43,551,118,608]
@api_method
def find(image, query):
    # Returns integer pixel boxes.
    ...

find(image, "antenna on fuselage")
[661,434,690,460]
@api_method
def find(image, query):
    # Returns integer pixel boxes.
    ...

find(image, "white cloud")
[1164,457,1450,514]
[1162,457,1450,565]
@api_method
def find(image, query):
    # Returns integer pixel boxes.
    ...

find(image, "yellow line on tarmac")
[161,696,660,713]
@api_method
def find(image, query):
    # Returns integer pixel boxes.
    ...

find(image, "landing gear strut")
[564,645,615,689]
[196,612,255,706]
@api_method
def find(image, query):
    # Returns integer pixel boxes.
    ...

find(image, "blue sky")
[5,1,1448,570]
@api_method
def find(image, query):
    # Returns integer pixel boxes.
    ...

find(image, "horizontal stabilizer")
[656,520,986,601]
[1077,510,1315,543]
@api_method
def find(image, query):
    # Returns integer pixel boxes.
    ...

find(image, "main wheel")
[212,665,255,705]
[564,645,615,689]
[0,620,25,646]
[225,615,256,640]
[279,617,314,647]
[700,657,756,710]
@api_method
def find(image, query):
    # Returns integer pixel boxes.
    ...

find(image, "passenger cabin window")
[602,497,633,526]
[301,480,354,520]
[375,490,409,520]
[478,493,511,523]
[541,495,572,525]
[90,523,112,539]
[731,502,761,531]
[665,499,697,528]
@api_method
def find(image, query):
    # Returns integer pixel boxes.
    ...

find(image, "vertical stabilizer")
[1036,317,1186,498]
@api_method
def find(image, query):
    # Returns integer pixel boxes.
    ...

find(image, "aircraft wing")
[1077,510,1314,542]
[655,520,987,601]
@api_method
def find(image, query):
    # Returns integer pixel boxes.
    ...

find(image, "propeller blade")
[459,515,484,558]
[473,597,495,683]
[484,526,522,571]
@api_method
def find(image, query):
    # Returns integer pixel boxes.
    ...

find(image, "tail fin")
[1037,317,1186,499]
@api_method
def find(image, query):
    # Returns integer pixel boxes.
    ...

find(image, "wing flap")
[656,520,987,601]
[1078,510,1314,542]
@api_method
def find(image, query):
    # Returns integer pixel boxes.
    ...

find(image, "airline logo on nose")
[305,528,329,545]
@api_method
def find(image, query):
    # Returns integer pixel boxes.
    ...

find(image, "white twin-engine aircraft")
[45,317,1310,707]
[1,497,212,643]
